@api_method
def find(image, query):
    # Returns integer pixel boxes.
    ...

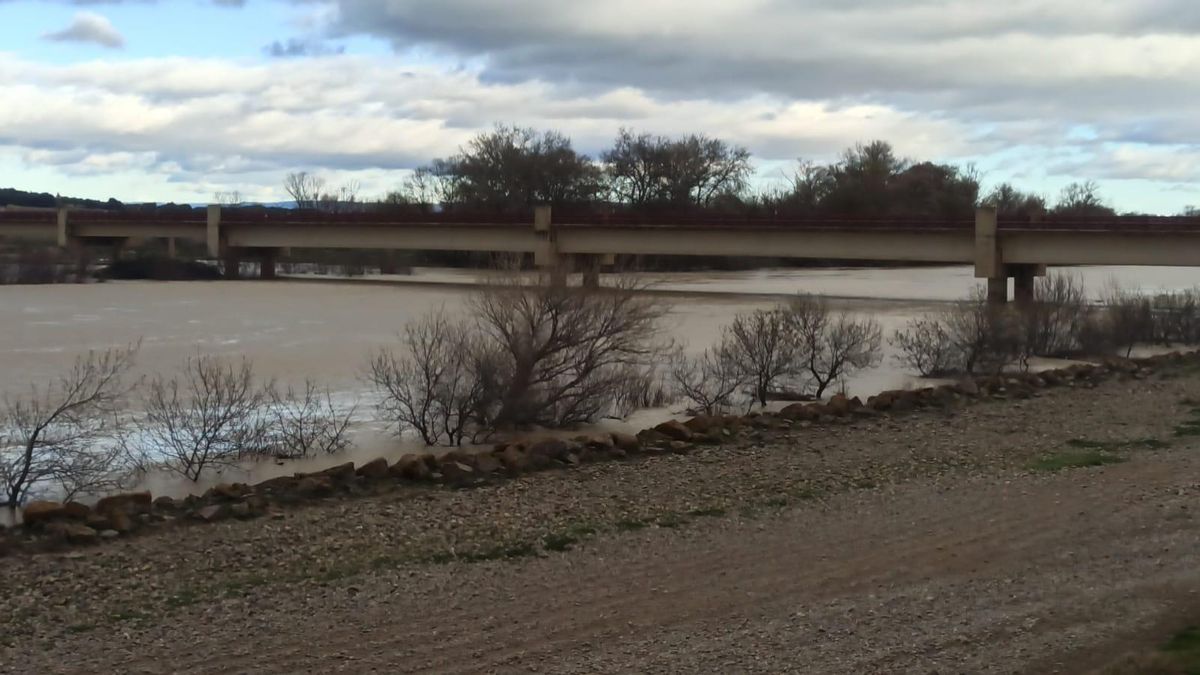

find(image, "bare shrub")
[265,381,355,459]
[137,355,271,481]
[784,295,883,398]
[1,345,138,510]
[1022,274,1091,357]
[367,309,486,446]
[1150,288,1200,345]
[669,339,746,415]
[1102,283,1155,358]
[610,366,673,419]
[891,317,959,377]
[469,274,668,428]
[727,308,796,407]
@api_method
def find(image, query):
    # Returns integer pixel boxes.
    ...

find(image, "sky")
[0,0,1198,213]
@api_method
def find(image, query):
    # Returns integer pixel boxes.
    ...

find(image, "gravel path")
[4,367,1200,674]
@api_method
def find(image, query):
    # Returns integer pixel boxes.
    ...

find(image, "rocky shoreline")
[1,351,1189,558]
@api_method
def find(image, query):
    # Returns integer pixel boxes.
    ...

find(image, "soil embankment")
[4,362,1200,673]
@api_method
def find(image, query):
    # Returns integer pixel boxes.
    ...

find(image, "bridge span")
[2,205,1199,305]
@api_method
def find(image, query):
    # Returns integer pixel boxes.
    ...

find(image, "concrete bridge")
[2,205,1199,304]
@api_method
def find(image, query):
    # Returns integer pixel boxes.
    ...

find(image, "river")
[2,264,1196,502]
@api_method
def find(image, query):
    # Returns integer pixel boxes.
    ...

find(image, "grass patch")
[164,589,203,609]
[1028,451,1128,473]
[65,623,96,634]
[1157,625,1200,674]
[1066,437,1170,451]
[655,513,689,528]
[542,533,578,552]
[687,507,727,518]
[615,518,649,531]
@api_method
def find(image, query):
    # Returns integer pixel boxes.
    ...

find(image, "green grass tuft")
[1029,451,1128,472]
[1067,438,1170,451]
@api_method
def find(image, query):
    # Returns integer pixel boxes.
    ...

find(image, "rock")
[573,433,613,449]
[439,459,477,485]
[780,403,817,421]
[153,496,178,511]
[356,458,390,480]
[528,438,571,462]
[95,492,152,517]
[667,441,693,454]
[296,476,334,498]
[99,529,120,540]
[318,462,357,483]
[390,454,434,481]
[890,393,916,413]
[230,502,253,519]
[611,432,641,452]
[49,522,98,545]
[474,454,502,475]
[636,429,670,447]
[109,511,135,534]
[194,504,229,522]
[954,378,980,396]
[62,501,91,520]
[207,483,246,500]
[654,420,693,441]
[683,416,718,433]
[851,407,881,418]
[828,394,852,416]
[497,446,530,473]
[22,501,66,526]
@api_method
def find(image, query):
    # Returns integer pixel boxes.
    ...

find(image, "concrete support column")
[206,204,222,258]
[578,254,601,289]
[110,237,130,262]
[222,247,242,280]
[55,207,70,247]
[166,237,177,259]
[380,250,398,275]
[532,205,565,287]
[259,248,277,280]
[987,277,1008,305]
[1012,264,1036,308]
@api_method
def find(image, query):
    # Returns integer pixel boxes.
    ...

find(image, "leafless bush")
[367,309,487,446]
[610,366,673,419]
[265,381,355,459]
[891,317,959,377]
[785,295,883,398]
[669,339,746,415]
[1102,283,1155,358]
[727,308,796,407]
[469,274,668,429]
[1021,273,1092,357]
[1149,288,1200,345]
[136,355,272,481]
[891,289,1021,377]
[1,345,138,510]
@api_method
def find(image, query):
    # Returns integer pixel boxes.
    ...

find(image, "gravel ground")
[3,367,1200,674]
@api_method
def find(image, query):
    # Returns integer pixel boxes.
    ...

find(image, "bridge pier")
[222,247,242,280]
[533,206,569,287]
[258,248,278,280]
[975,207,1045,306]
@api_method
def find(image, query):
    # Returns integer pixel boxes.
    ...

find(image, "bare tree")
[602,129,752,207]
[469,274,668,428]
[727,308,797,408]
[283,171,326,210]
[317,180,362,213]
[265,381,355,459]
[213,190,244,206]
[136,355,271,482]
[1,345,138,510]
[669,339,746,415]
[785,295,882,398]
[366,309,487,447]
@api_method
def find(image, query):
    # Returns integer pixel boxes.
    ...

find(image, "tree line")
[323,126,1140,220]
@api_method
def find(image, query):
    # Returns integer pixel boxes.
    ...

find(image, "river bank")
[3,353,1200,672]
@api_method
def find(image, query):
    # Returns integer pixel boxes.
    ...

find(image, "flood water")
[2,263,1197,502]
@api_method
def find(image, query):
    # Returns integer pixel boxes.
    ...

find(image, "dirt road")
[5,370,1200,674]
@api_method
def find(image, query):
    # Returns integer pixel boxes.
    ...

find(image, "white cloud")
[41,12,125,49]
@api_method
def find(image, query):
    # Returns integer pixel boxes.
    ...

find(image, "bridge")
[2,205,1199,304]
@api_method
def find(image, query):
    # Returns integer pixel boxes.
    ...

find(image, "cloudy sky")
[1,0,1198,213]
